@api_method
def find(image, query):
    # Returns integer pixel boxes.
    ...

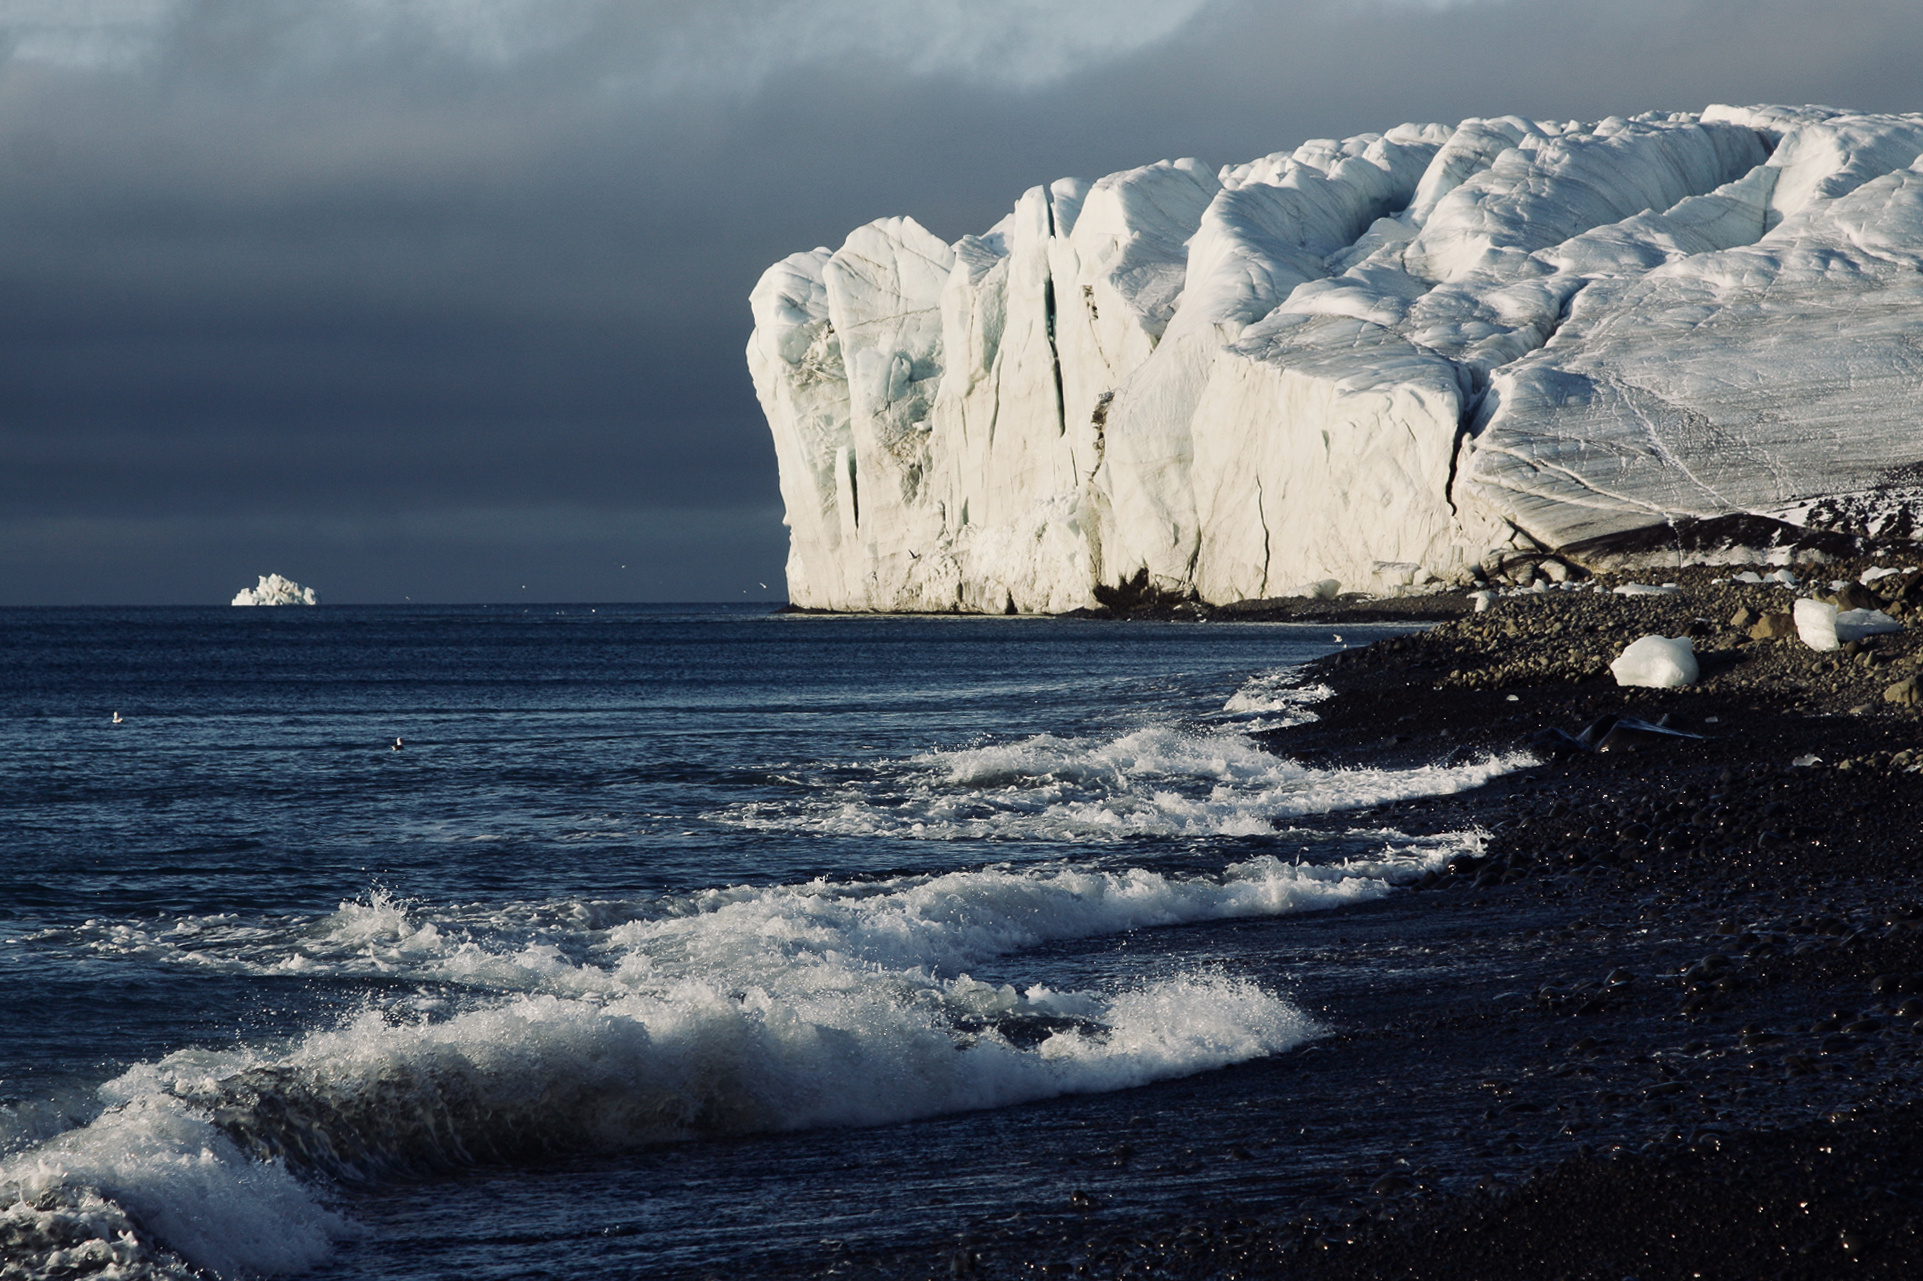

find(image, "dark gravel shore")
[783,561,1923,1280]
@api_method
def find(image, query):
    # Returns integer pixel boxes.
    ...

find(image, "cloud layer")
[0,0,1216,87]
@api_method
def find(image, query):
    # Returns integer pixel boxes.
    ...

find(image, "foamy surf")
[1,835,1485,1277]
[1220,668,1333,725]
[723,721,1530,841]
[1,1101,347,1280]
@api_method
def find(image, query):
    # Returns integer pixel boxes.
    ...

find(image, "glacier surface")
[232,574,318,606]
[749,106,1923,612]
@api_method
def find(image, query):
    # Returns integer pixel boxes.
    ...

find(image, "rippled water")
[0,605,1515,1278]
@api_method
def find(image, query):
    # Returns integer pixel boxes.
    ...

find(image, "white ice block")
[1609,635,1699,689]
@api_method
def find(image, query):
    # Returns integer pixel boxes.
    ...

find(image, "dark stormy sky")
[3,1,1920,604]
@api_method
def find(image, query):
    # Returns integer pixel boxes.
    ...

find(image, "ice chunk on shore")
[1793,598,1839,650]
[1841,610,1904,641]
[232,574,318,606]
[1288,578,1342,600]
[1610,635,1699,688]
[1795,598,1904,650]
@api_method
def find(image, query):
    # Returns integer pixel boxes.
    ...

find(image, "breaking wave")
[1,833,1482,1277]
[722,721,1527,841]
[1220,668,1334,723]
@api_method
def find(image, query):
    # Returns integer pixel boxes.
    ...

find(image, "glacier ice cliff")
[232,574,318,606]
[748,106,1923,612]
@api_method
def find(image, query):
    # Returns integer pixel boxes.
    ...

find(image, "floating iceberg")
[751,106,1923,612]
[232,574,318,606]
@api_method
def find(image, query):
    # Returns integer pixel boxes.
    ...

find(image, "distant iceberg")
[232,574,318,606]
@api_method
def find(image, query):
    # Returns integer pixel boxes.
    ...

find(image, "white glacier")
[749,106,1923,612]
[231,574,318,606]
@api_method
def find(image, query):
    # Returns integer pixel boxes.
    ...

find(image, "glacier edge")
[749,105,1923,611]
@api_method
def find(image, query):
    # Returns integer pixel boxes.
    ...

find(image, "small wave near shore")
[721,666,1526,842]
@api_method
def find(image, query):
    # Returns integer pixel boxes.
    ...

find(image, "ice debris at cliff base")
[232,574,318,606]
[751,105,1923,613]
[1610,636,1700,689]
[1793,598,1904,651]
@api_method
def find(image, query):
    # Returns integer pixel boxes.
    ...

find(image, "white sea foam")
[29,834,1475,992]
[1220,668,1332,723]
[723,722,1528,841]
[1,1182,201,1281]
[6,830,1491,1275]
[1,1100,347,1279]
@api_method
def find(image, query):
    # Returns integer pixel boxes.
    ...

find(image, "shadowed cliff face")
[750,107,1923,614]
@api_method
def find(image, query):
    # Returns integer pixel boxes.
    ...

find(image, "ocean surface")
[0,605,1527,1278]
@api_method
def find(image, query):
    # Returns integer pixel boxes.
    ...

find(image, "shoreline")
[1253,560,1923,1278]
[777,561,1923,1279]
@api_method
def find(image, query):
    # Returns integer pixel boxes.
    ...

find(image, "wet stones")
[1539,969,1636,1016]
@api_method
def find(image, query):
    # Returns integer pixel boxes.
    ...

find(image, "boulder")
[1827,581,1881,611]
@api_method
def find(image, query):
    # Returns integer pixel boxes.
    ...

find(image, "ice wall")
[749,106,1923,611]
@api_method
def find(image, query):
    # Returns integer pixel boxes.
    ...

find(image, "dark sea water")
[0,605,1527,1278]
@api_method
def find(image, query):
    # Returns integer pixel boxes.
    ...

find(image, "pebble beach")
[825,561,1923,1280]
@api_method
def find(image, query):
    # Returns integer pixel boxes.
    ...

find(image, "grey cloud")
[0,0,1216,89]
